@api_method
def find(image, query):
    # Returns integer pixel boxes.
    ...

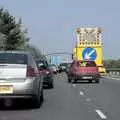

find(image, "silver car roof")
[0,51,30,55]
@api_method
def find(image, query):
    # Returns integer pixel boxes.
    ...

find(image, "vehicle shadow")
[0,99,44,111]
[43,86,53,90]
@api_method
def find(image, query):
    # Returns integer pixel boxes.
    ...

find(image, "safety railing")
[106,68,120,77]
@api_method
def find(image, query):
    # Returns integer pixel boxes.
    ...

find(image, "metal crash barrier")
[106,68,120,76]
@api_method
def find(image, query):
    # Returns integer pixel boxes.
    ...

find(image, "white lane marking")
[104,76,120,81]
[96,109,107,119]
[80,91,84,96]
[68,83,76,87]
[72,84,76,87]
[69,84,75,87]
[85,98,92,102]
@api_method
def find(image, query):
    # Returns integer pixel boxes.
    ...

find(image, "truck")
[73,27,106,76]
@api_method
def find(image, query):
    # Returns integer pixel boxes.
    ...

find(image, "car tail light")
[27,66,35,77]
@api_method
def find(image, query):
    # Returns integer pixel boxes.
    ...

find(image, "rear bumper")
[73,73,100,80]
[0,77,41,99]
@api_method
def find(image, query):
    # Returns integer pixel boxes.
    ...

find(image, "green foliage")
[0,7,44,60]
[103,59,120,68]
[22,44,46,60]
[0,8,29,50]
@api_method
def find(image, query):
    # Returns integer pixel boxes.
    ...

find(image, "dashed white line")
[96,109,107,119]
[80,91,84,96]
[72,84,76,87]
[68,84,76,87]
[104,76,120,81]
[85,98,92,102]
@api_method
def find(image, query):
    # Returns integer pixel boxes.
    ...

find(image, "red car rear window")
[77,61,96,67]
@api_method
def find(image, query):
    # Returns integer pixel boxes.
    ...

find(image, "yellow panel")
[73,45,102,66]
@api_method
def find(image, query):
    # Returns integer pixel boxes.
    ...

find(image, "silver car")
[0,51,44,107]
[48,64,58,74]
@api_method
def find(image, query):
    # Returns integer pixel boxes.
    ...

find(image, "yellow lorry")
[73,27,106,76]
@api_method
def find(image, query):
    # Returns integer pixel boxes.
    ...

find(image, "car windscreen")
[79,61,96,67]
[0,53,27,64]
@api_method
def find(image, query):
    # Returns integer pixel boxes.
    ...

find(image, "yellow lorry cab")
[98,65,106,76]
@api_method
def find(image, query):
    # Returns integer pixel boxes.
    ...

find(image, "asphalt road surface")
[0,73,119,120]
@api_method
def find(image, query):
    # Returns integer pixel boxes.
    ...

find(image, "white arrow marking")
[80,91,84,96]
[96,109,107,119]
[85,49,95,59]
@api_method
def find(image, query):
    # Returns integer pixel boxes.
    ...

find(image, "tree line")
[103,59,120,68]
[0,7,45,60]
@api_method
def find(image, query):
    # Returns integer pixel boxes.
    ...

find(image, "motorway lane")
[61,72,120,120]
[78,77,120,120]
[0,73,102,120]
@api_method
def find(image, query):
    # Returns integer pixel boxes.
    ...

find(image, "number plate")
[82,76,92,79]
[0,86,13,94]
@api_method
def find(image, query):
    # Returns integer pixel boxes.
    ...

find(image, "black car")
[36,60,54,88]
[58,62,72,73]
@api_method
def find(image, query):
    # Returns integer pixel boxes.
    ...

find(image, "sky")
[0,0,120,59]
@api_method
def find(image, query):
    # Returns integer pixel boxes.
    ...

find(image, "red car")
[67,60,100,83]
